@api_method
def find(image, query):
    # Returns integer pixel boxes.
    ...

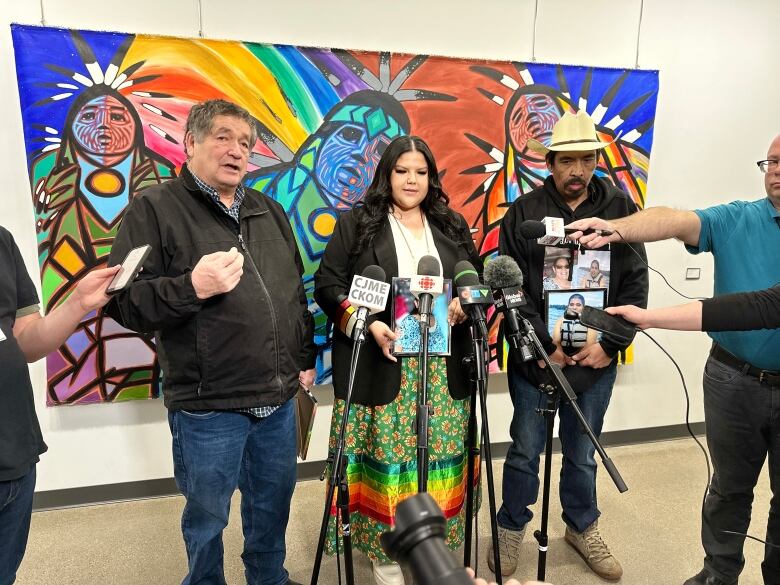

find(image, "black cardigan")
[314,208,482,406]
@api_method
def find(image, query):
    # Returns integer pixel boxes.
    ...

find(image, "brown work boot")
[564,520,623,581]
[486,525,526,576]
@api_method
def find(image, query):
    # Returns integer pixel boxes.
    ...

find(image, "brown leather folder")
[295,385,317,460]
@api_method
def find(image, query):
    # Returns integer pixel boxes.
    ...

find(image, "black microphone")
[453,260,491,339]
[519,219,614,239]
[410,255,443,326]
[483,255,533,361]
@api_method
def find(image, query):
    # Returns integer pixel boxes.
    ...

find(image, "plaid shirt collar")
[188,165,246,223]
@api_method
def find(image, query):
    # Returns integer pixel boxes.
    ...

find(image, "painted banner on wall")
[11,24,658,405]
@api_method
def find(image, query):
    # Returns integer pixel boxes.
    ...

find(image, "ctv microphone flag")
[454,261,492,307]
[454,259,490,339]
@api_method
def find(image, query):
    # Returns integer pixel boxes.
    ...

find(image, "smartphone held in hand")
[107,245,151,294]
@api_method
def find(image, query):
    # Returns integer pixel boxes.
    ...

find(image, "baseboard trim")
[33,421,705,511]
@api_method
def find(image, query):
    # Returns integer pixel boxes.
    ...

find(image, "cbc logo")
[418,276,436,290]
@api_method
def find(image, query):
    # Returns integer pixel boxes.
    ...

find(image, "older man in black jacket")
[108,100,315,585]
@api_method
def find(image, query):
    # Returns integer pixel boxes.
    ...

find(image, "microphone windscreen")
[362,264,386,282]
[416,255,441,277]
[484,255,524,289]
[453,260,480,287]
[519,220,547,239]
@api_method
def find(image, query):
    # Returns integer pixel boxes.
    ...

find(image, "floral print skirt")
[324,356,480,562]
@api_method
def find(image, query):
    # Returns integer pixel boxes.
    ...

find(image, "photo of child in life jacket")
[545,288,607,357]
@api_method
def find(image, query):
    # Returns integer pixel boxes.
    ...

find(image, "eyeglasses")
[554,264,569,270]
[757,159,778,173]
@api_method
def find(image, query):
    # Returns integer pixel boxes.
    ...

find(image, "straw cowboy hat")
[527,110,615,154]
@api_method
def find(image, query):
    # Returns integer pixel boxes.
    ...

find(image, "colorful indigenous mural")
[11,25,659,404]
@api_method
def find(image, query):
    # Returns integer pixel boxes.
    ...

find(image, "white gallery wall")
[0,0,775,492]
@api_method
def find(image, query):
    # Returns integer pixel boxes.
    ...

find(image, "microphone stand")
[310,320,367,585]
[416,304,432,493]
[518,317,628,583]
[462,319,503,583]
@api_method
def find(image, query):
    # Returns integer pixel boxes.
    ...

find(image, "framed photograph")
[544,288,607,354]
[391,277,452,357]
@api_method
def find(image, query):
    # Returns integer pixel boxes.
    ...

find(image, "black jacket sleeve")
[499,204,557,355]
[280,206,317,370]
[600,199,649,357]
[105,195,203,334]
[313,211,357,335]
[701,285,780,331]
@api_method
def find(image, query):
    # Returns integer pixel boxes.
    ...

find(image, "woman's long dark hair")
[352,135,462,255]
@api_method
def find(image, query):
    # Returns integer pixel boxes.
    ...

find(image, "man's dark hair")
[185,99,258,146]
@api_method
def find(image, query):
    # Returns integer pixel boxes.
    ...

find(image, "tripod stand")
[462,320,503,583]
[310,328,366,585]
[518,317,628,583]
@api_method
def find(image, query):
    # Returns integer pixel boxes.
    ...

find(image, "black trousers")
[701,356,780,584]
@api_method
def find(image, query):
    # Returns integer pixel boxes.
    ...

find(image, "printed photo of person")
[542,248,574,290]
[391,277,452,356]
[545,288,607,356]
[575,249,611,290]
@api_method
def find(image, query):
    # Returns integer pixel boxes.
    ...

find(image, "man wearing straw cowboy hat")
[489,110,648,581]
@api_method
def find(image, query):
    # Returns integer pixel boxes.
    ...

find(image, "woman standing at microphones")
[314,135,482,585]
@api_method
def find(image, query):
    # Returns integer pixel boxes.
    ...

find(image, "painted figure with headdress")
[29,32,175,404]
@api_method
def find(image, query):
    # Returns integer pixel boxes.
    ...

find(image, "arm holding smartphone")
[14,265,119,362]
[605,303,701,331]
[608,284,780,332]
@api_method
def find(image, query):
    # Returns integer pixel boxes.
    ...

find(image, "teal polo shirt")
[686,198,780,370]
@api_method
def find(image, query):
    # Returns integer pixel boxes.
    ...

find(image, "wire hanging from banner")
[197,0,204,38]
[635,0,645,69]
[531,0,540,62]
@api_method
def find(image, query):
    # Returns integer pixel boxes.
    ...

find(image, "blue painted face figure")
[72,95,137,166]
[314,122,391,208]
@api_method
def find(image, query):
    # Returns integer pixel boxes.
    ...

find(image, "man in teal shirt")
[567,134,780,585]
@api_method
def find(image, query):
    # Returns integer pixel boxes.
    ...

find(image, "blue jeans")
[497,362,617,534]
[169,400,297,585]
[700,356,780,585]
[0,466,36,585]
